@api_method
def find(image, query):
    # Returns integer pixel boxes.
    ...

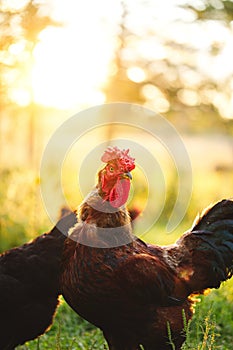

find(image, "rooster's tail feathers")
[192,199,233,231]
[175,199,233,293]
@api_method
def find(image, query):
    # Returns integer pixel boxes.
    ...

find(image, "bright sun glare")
[9,0,120,109]
[6,0,233,114]
[31,0,119,109]
[32,26,108,109]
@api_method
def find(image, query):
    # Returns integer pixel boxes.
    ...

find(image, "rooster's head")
[98,146,135,208]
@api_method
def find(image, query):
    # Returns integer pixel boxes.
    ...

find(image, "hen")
[61,146,233,350]
[0,211,76,350]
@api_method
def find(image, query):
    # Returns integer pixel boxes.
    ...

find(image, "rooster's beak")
[122,172,132,180]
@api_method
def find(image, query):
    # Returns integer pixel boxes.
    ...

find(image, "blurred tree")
[185,0,233,21]
[0,0,60,165]
[21,2,60,164]
[104,0,233,132]
[104,1,145,104]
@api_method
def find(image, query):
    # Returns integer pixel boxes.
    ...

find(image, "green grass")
[16,299,108,350]
[183,280,233,349]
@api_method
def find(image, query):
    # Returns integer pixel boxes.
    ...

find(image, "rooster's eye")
[109,166,114,172]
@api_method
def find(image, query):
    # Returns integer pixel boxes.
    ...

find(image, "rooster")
[61,146,233,350]
[0,211,76,350]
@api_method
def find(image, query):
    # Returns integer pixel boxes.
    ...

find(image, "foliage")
[104,1,233,123]
[185,0,233,22]
[0,167,48,252]
[0,0,233,129]
[0,0,59,105]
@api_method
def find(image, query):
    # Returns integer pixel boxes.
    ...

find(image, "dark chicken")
[0,211,77,350]
[61,146,233,350]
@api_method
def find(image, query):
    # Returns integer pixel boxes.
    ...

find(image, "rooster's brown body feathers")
[61,195,233,349]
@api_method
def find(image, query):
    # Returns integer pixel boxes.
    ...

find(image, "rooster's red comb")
[101,146,135,171]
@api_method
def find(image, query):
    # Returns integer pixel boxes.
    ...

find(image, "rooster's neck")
[78,188,130,226]
[70,188,134,248]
